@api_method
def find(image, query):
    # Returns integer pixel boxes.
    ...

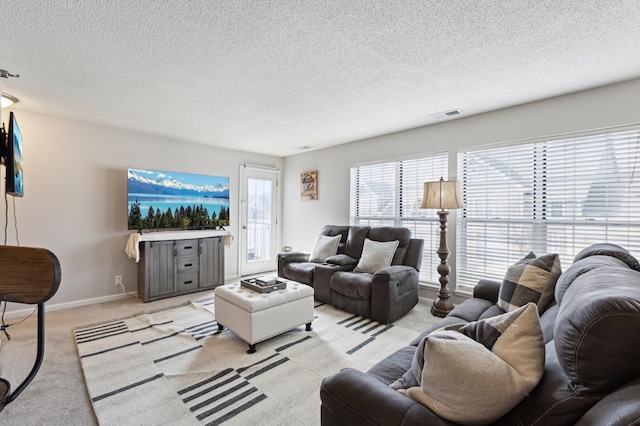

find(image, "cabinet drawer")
[176,273,199,291]
[177,255,199,274]
[175,239,198,257]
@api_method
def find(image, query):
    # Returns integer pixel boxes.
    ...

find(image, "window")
[457,128,640,292]
[350,153,448,283]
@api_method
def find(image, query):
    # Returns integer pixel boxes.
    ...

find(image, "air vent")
[429,109,464,120]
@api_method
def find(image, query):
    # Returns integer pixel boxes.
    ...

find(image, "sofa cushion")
[343,226,370,259]
[309,234,341,263]
[572,242,640,271]
[576,377,640,426]
[367,345,417,385]
[330,271,373,300]
[354,238,399,273]
[554,255,628,304]
[283,262,316,284]
[539,303,559,344]
[319,225,350,254]
[446,297,501,323]
[555,266,640,391]
[398,303,544,425]
[497,252,561,313]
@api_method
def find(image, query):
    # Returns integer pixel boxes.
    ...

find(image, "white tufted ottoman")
[214,280,314,353]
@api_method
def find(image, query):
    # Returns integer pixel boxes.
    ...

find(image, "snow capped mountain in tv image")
[127,169,229,198]
[126,168,231,230]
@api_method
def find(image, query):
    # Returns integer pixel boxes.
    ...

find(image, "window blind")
[457,128,640,292]
[350,153,447,283]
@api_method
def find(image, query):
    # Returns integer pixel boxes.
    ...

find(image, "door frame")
[238,164,281,277]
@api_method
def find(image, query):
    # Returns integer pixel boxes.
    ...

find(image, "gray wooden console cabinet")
[138,236,224,302]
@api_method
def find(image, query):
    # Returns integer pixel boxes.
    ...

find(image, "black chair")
[0,246,61,412]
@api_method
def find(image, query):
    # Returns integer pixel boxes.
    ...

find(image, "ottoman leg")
[306,322,312,331]
[247,344,256,354]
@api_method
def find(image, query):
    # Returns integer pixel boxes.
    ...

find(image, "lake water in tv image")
[127,168,230,230]
[129,194,227,214]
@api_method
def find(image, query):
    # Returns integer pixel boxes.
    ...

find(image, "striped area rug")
[74,297,419,426]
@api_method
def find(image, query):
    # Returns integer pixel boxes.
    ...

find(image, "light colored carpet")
[73,297,425,426]
[0,291,439,425]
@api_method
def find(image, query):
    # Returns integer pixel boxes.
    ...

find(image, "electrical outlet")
[115,275,123,286]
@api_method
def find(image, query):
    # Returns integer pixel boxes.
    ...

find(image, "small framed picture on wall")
[300,170,318,201]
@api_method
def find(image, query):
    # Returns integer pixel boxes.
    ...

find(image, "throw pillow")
[497,252,561,313]
[308,234,341,263]
[399,303,544,425]
[353,238,399,273]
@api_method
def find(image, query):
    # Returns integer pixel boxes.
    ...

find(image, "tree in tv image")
[127,168,230,230]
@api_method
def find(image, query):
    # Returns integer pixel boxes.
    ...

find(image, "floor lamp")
[421,178,464,318]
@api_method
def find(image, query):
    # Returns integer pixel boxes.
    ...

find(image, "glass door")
[240,165,279,276]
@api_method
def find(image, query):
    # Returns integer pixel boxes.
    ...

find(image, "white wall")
[1,111,282,314]
[3,78,639,314]
[282,78,640,290]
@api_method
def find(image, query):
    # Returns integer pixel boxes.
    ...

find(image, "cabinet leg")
[305,322,312,331]
[247,344,256,354]
[217,324,224,331]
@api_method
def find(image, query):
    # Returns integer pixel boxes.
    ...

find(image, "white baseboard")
[3,273,242,320]
[2,292,139,320]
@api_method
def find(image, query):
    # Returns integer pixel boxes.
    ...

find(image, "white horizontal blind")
[350,153,447,283]
[457,128,640,292]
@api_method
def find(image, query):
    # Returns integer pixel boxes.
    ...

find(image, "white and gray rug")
[74,298,421,426]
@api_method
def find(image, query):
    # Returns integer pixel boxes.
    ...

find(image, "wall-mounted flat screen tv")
[6,112,24,197]
[127,168,230,231]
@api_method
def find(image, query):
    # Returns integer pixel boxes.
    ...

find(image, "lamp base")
[430,209,454,318]
[430,296,454,318]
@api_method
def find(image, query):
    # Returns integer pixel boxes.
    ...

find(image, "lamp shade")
[421,178,464,210]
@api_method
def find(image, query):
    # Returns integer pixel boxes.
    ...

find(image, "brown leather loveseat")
[277,225,424,323]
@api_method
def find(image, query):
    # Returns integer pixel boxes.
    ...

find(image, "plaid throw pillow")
[498,253,561,313]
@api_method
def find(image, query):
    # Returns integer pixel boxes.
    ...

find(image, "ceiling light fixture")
[1,93,18,108]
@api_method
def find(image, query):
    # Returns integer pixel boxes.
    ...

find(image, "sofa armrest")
[325,254,358,267]
[313,262,355,304]
[473,279,501,303]
[576,377,640,426]
[320,368,454,426]
[370,265,419,323]
[277,251,310,277]
[373,265,417,285]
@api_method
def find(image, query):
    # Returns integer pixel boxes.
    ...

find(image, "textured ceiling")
[1,1,640,156]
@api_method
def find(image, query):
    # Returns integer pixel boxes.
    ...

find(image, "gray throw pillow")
[308,234,341,263]
[353,238,399,273]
